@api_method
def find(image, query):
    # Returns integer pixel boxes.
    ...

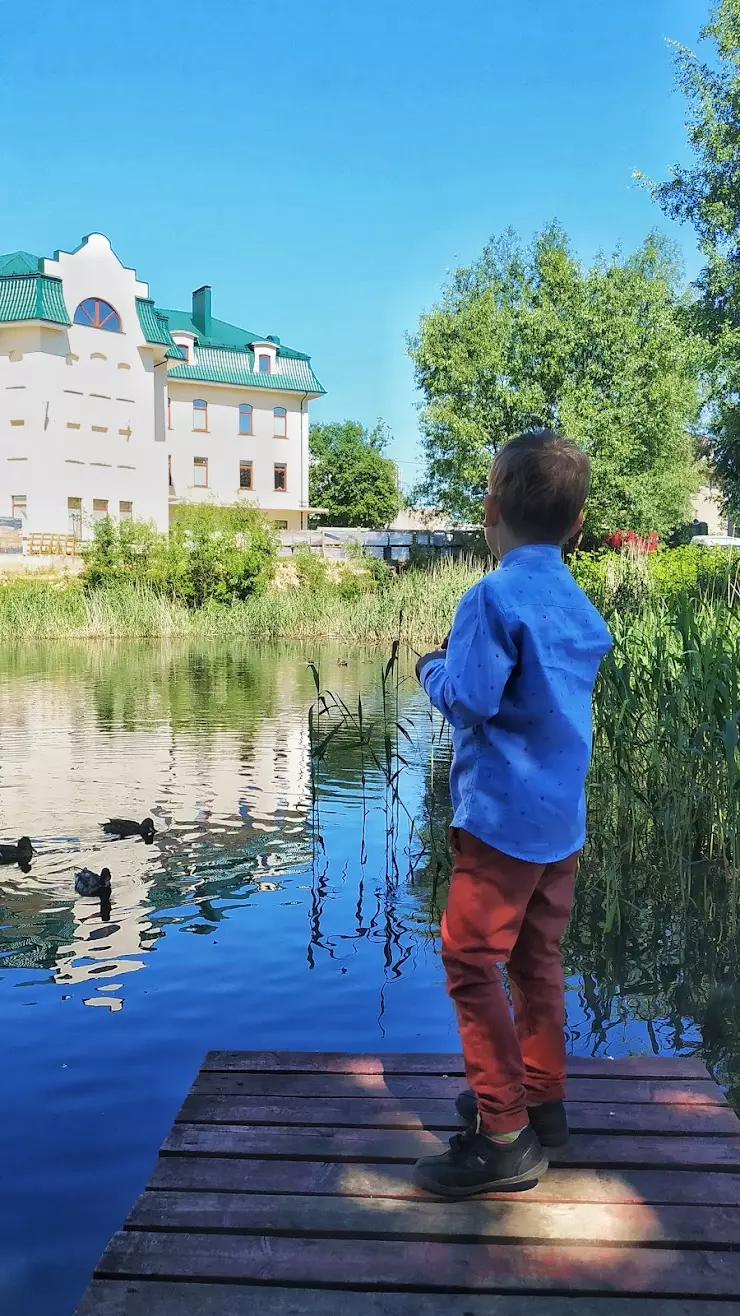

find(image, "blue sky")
[0,0,706,487]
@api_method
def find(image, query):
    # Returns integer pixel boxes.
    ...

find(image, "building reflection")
[0,647,314,995]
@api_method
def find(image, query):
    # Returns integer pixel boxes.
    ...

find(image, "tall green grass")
[0,561,481,644]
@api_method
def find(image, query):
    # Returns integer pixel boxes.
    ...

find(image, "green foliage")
[292,545,330,592]
[309,420,402,528]
[408,225,703,541]
[571,544,740,613]
[81,505,277,608]
[646,1,740,515]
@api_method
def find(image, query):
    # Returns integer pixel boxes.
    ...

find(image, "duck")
[0,836,34,866]
[75,867,112,898]
[102,817,156,844]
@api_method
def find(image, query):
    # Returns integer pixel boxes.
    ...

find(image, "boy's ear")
[484,493,500,528]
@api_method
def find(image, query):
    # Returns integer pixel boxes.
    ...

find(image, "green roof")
[158,307,324,393]
[167,344,324,394]
[135,297,184,357]
[0,274,69,325]
[0,250,42,276]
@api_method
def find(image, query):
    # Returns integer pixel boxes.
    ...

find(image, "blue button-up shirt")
[420,544,612,863]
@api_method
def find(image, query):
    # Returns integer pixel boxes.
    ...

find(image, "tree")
[309,420,402,528]
[645,0,740,516]
[408,225,702,541]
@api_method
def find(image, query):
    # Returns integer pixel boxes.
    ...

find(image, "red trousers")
[442,828,578,1135]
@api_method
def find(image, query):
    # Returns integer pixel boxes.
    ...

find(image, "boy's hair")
[488,430,590,543]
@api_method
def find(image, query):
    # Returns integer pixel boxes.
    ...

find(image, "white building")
[0,233,325,538]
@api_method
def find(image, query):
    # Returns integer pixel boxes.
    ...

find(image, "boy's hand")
[416,649,447,681]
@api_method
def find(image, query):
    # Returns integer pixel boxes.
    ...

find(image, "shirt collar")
[499,543,563,570]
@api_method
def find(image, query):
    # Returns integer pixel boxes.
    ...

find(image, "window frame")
[73,298,122,332]
[239,460,254,491]
[119,501,133,520]
[192,399,208,432]
[274,462,287,492]
[92,498,109,521]
[193,456,209,488]
[238,403,253,436]
[67,497,82,537]
[11,495,27,522]
[258,353,271,374]
[273,406,287,438]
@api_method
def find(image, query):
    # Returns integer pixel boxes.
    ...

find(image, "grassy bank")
[0,562,481,645]
[0,545,738,645]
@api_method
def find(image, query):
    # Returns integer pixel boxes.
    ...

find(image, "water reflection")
[0,643,318,1002]
[1,640,740,1316]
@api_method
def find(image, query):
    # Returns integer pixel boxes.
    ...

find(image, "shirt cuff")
[418,654,445,690]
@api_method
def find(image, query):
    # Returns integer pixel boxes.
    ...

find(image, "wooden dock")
[75,1050,740,1315]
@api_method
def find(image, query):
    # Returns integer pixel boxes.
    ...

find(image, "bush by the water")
[81,504,278,608]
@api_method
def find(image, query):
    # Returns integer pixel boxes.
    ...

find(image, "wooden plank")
[75,1280,740,1316]
[202,1051,712,1080]
[149,1155,740,1205]
[190,1072,728,1107]
[163,1123,740,1169]
[177,1095,740,1136]
[95,1230,740,1295]
[127,1190,740,1246]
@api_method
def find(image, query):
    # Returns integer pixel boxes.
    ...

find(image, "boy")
[414,430,612,1198]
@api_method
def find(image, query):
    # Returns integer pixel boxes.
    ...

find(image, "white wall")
[0,234,169,536]
[167,380,309,526]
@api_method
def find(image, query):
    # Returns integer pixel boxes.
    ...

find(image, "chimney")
[192,285,212,337]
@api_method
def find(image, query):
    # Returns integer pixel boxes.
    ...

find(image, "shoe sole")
[414,1154,549,1199]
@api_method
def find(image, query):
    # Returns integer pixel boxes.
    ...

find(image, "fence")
[277,526,484,564]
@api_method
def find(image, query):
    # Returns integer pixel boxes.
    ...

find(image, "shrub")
[81,505,277,608]
[292,545,330,592]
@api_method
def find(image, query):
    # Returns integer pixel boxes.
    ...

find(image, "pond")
[0,640,738,1316]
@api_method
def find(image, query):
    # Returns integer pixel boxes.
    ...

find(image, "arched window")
[239,403,253,435]
[258,353,271,373]
[74,298,121,331]
[193,399,208,431]
[273,406,287,438]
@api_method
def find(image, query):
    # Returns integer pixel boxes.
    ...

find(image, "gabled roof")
[158,308,324,393]
[167,344,324,394]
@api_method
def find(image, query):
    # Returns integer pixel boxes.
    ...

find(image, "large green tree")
[309,420,402,528]
[646,0,740,515]
[408,225,702,540]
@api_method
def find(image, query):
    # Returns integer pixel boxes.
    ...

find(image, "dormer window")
[258,354,271,374]
[179,343,190,364]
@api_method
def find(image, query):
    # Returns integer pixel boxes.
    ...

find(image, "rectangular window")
[239,403,253,435]
[274,463,287,492]
[275,519,288,530]
[179,343,190,363]
[167,397,172,429]
[119,501,133,520]
[68,497,82,537]
[168,454,174,489]
[11,495,27,522]
[194,457,208,487]
[258,354,271,374]
[193,399,208,431]
[92,499,109,522]
[273,406,287,438]
[239,460,253,490]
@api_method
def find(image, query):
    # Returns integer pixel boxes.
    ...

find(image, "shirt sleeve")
[420,582,517,729]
